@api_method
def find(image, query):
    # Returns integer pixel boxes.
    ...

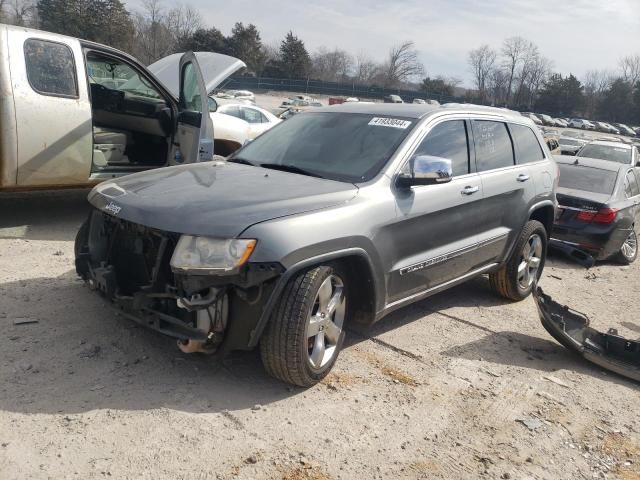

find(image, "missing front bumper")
[533,285,640,382]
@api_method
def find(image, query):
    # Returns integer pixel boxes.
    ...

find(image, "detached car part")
[533,285,640,382]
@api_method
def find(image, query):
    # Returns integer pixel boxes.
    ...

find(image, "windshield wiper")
[260,163,324,179]
[227,157,256,166]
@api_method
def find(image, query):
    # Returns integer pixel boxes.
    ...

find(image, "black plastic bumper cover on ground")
[533,285,640,382]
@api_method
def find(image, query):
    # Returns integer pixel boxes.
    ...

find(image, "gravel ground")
[0,190,639,480]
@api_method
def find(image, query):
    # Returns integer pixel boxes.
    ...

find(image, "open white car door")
[147,52,246,164]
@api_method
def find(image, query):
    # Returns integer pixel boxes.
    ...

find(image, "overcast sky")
[128,0,640,86]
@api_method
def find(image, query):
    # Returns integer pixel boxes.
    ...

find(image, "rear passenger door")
[470,120,537,267]
[388,119,484,301]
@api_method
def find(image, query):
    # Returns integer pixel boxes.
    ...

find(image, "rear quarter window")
[509,124,545,164]
[24,39,78,98]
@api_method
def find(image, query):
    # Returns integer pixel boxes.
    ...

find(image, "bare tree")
[501,36,528,105]
[468,45,496,102]
[583,69,614,117]
[133,0,175,64]
[620,54,640,86]
[167,4,202,49]
[512,41,539,106]
[311,47,354,82]
[354,52,379,85]
[526,55,552,108]
[487,67,509,106]
[2,0,35,26]
[382,41,424,87]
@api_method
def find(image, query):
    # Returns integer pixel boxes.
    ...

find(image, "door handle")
[461,185,479,195]
[517,174,530,182]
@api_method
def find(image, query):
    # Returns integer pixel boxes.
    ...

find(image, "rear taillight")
[575,208,618,224]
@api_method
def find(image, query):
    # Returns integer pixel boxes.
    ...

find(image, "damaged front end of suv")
[75,209,283,355]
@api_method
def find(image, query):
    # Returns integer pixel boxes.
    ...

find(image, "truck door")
[8,30,93,186]
[174,52,214,164]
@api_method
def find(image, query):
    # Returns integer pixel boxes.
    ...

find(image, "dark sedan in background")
[552,157,640,264]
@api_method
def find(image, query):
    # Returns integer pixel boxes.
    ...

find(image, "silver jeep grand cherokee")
[76,103,558,386]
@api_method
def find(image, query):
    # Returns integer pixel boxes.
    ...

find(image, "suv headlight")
[170,236,257,274]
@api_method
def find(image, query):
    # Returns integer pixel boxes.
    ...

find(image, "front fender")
[246,246,383,348]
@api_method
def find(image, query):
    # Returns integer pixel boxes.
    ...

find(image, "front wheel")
[260,265,347,387]
[490,220,547,301]
[615,228,638,264]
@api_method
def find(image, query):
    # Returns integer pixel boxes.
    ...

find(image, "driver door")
[174,53,214,164]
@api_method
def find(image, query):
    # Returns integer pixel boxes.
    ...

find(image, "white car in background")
[568,118,596,130]
[217,103,281,139]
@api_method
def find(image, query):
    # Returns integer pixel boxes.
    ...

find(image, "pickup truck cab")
[0,23,247,191]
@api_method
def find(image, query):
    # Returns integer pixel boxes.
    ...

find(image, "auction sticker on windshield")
[368,117,412,129]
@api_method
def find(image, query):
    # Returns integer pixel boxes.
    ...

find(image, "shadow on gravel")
[0,189,91,241]
[1,271,297,416]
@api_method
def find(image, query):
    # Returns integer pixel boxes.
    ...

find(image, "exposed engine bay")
[75,210,282,354]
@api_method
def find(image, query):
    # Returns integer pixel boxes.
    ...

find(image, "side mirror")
[208,96,218,113]
[397,155,453,188]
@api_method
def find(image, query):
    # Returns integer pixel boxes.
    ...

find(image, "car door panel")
[385,119,484,302]
[471,120,536,267]
[9,30,93,186]
[388,174,484,300]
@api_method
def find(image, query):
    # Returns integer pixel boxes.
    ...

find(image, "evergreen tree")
[179,27,227,54]
[226,22,266,74]
[278,31,310,79]
[598,79,633,123]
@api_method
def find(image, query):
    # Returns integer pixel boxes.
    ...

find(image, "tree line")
[468,37,640,125]
[0,0,453,93]
[3,0,637,121]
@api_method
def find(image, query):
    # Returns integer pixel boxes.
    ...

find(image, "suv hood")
[88,162,358,237]
[148,52,246,97]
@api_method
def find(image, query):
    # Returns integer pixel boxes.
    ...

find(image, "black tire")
[489,220,547,301]
[615,228,638,265]
[260,265,347,387]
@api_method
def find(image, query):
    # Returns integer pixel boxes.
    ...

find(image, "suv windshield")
[577,144,631,164]
[558,164,618,195]
[230,112,416,183]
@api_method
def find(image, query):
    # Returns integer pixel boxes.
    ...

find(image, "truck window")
[24,39,78,98]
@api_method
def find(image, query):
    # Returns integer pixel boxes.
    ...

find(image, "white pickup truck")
[0,23,250,191]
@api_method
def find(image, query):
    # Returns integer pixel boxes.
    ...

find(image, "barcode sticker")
[368,117,412,129]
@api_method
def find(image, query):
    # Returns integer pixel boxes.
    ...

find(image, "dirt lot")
[1,190,639,480]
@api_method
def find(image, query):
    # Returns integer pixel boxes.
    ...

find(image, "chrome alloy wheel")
[621,230,638,259]
[305,275,346,370]
[518,234,543,290]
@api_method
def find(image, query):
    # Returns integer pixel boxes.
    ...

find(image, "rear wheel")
[490,220,547,301]
[615,228,638,264]
[260,265,347,387]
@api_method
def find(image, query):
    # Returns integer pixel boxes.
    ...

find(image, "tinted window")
[472,121,515,171]
[510,124,545,164]
[24,39,77,97]
[624,170,640,197]
[558,164,618,195]
[413,120,469,176]
[231,113,415,183]
[577,144,632,164]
